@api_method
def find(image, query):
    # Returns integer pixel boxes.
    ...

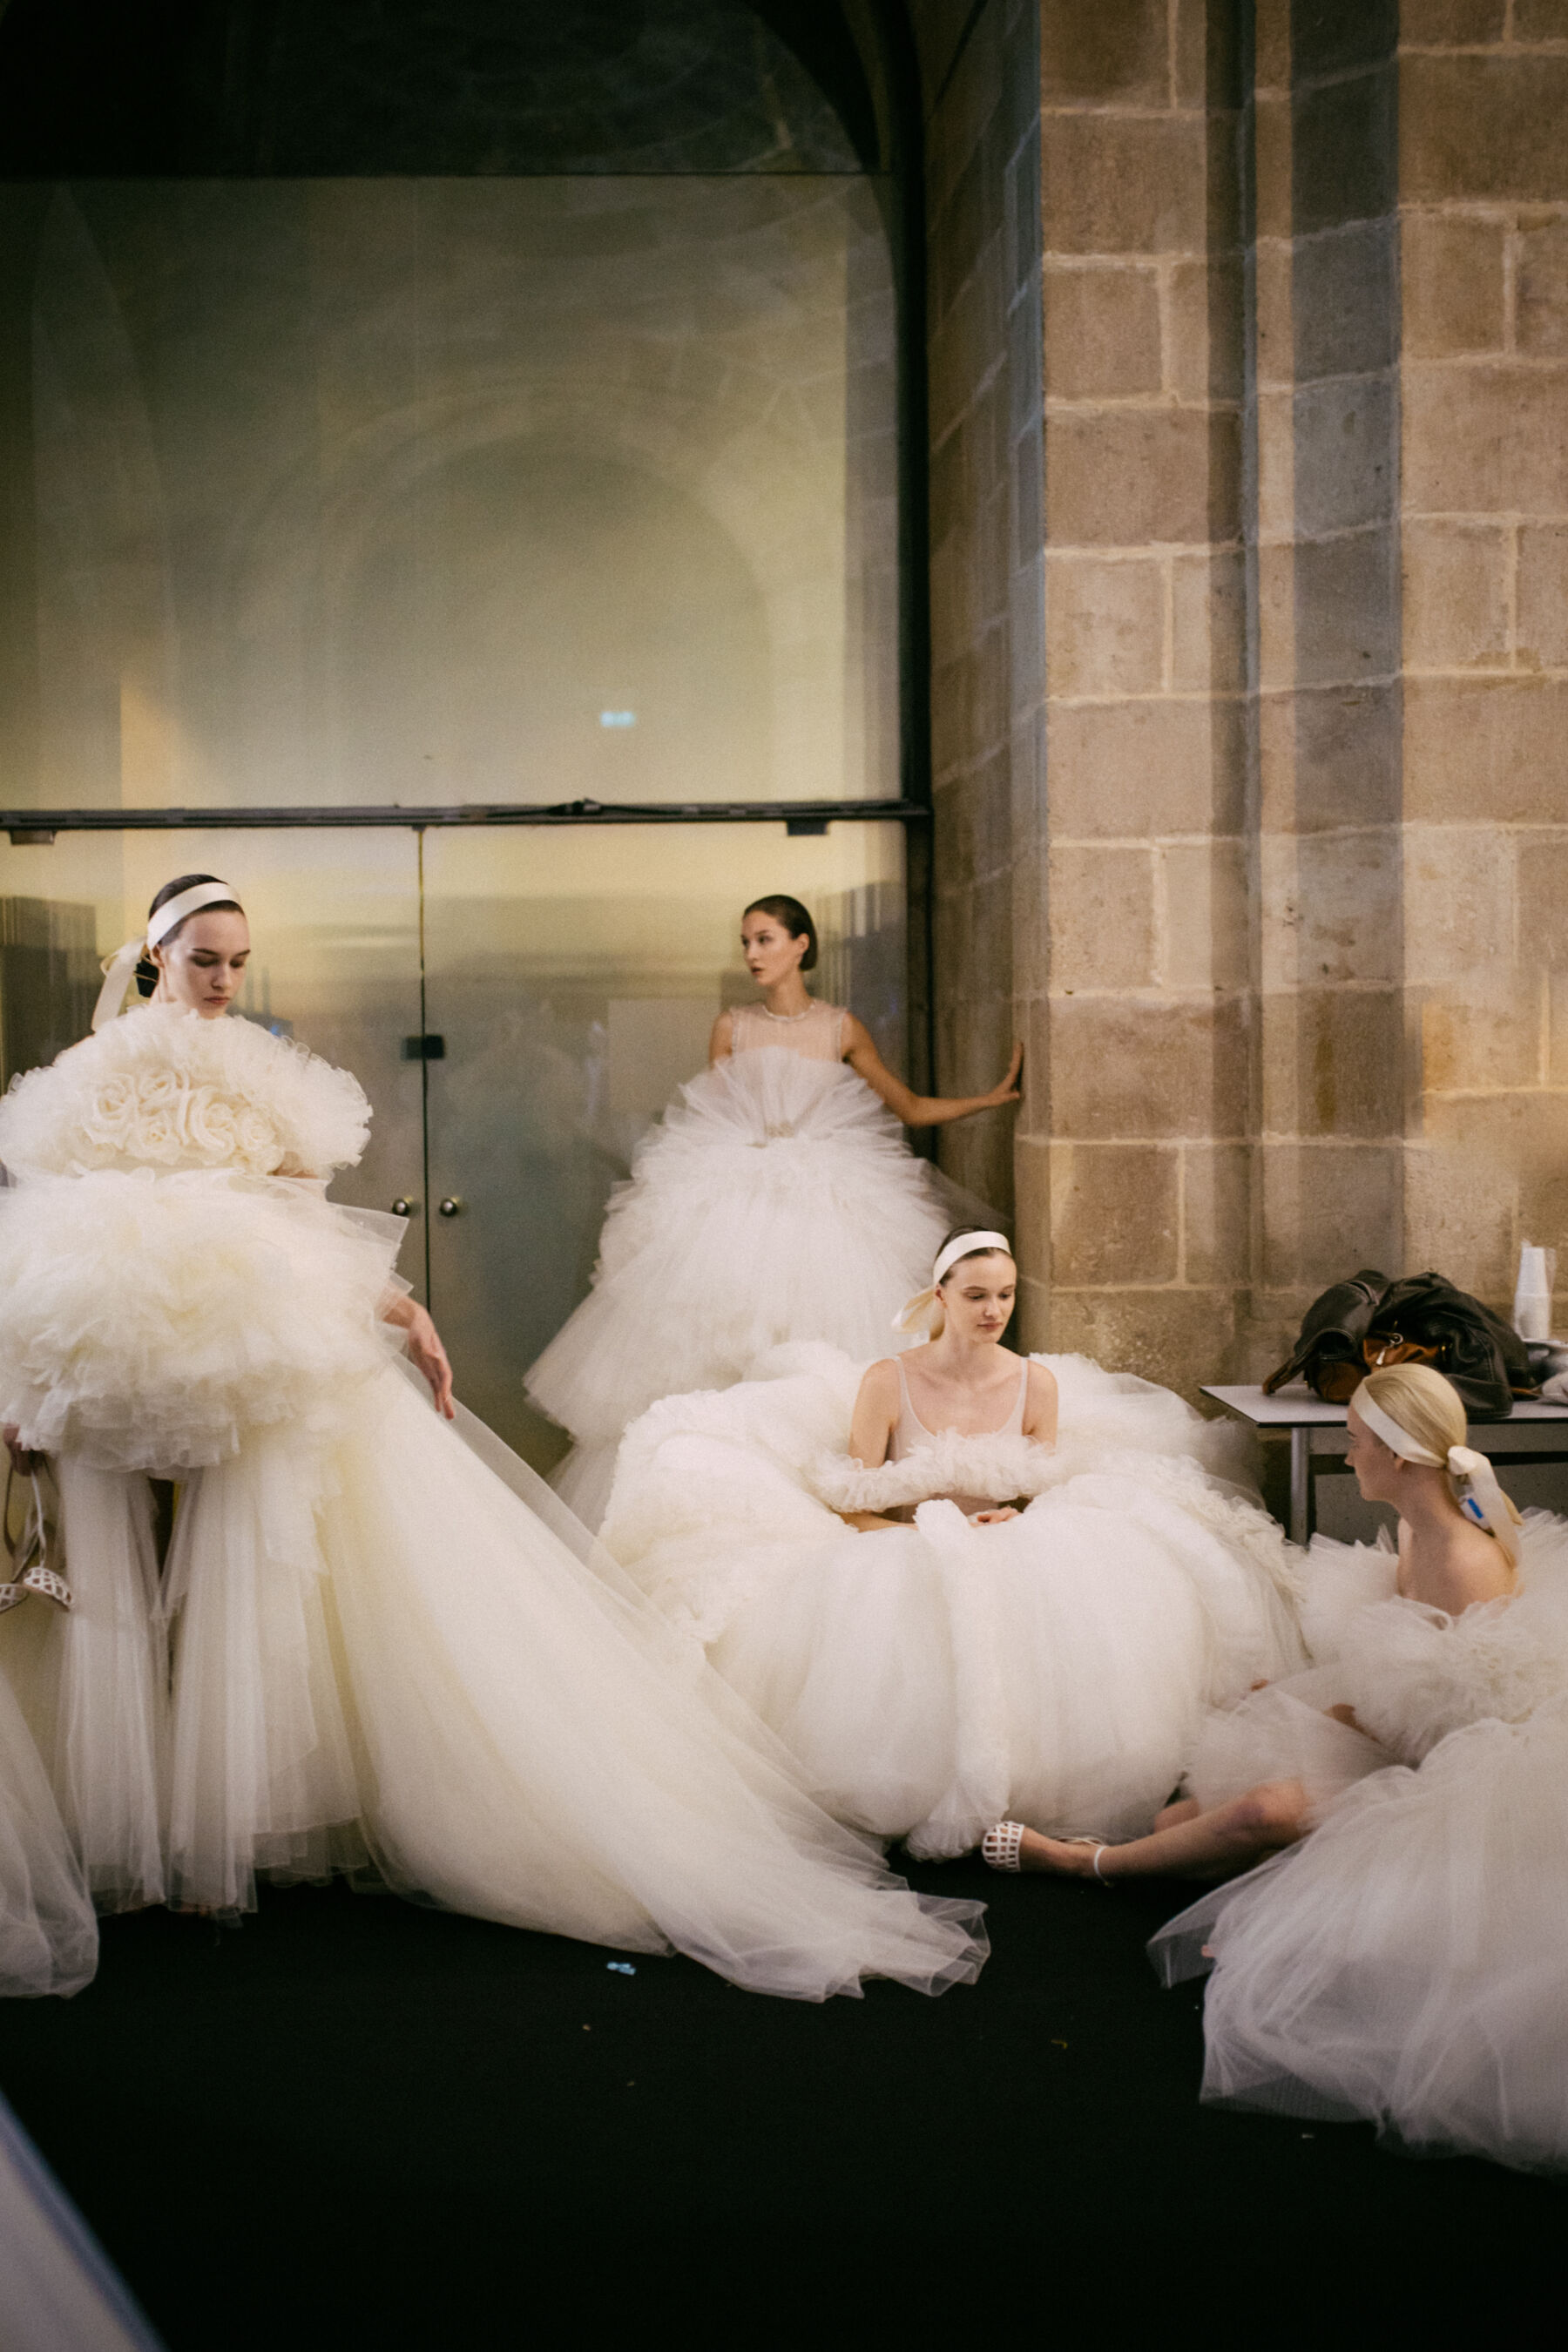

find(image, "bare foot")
[1016,1828,1112,1878]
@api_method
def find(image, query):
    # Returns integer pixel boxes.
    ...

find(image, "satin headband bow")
[91,881,242,1032]
[1350,1382,1519,1565]
[893,1230,1013,1335]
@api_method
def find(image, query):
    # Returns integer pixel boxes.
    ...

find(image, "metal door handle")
[438,1197,463,1218]
[390,1197,415,1217]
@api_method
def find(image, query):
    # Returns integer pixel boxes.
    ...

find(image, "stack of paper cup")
[1514,1241,1557,1342]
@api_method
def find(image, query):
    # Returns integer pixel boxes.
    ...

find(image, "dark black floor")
[3,1860,1561,2347]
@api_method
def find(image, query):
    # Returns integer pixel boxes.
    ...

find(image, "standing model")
[526,894,1023,1524]
[0,875,986,2002]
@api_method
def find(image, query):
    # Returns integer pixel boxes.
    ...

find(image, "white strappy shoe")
[980,1821,1115,1881]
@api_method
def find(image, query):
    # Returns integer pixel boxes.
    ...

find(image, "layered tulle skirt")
[525,1052,964,1524]
[604,1347,1308,1858]
[1151,1523,1568,2169]
[0,1170,985,2001]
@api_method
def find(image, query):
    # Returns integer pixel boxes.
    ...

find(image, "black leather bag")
[1265,1269,1539,1420]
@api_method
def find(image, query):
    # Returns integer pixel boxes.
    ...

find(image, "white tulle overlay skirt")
[525,1053,963,1525]
[0,1666,97,1998]
[0,1173,985,2002]
[1151,1522,1568,2170]
[603,1348,1308,1859]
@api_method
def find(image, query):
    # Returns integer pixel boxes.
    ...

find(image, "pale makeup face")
[151,909,251,1018]
[1344,1403,1401,1504]
[740,909,809,990]
[936,1252,1017,1343]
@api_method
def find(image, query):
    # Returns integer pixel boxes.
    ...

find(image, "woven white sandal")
[981,1820,1025,1871]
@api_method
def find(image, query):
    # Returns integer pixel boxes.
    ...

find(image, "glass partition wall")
[0,3,921,1470]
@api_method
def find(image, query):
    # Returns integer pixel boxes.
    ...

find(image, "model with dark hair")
[526,895,1023,1524]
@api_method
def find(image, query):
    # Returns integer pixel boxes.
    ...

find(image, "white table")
[1200,1383,1568,1544]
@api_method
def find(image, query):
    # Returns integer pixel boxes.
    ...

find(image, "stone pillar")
[1035,0,1249,1386]
[1399,0,1568,1321]
[922,2,1044,1223]
[1248,0,1404,1369]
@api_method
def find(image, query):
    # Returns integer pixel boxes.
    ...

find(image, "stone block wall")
[1399,0,1568,1317]
[1036,0,1249,1386]
[915,0,1568,1390]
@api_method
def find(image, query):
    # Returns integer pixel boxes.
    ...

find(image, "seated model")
[602,1231,1306,1861]
[989,1362,1568,2173]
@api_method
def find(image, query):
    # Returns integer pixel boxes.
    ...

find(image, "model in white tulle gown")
[525,896,1022,1526]
[1004,1364,1568,2171]
[0,886,986,2003]
[601,1239,1306,1860]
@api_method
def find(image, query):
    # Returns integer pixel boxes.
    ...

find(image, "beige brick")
[1402,520,1509,668]
[1045,553,1166,696]
[1254,243,1292,392]
[1042,115,1208,255]
[1403,1136,1516,1304]
[1253,92,1292,242]
[1517,834,1568,963]
[1182,1142,1251,1286]
[1254,3,1289,90]
[1550,973,1568,1085]
[1050,995,1247,1139]
[1404,678,1568,822]
[1255,393,1295,544]
[1426,1092,1568,1271]
[1260,989,1404,1138]
[1159,837,1250,990]
[1040,0,1170,106]
[1043,267,1162,400]
[1421,997,1541,1094]
[1402,57,1568,205]
[1047,696,1247,838]
[1047,409,1241,546]
[1260,828,1402,990]
[1403,822,1517,988]
[1167,256,1245,403]
[1049,844,1157,990]
[1401,215,1506,358]
[1405,363,1568,515]
[1517,525,1568,670]
[1050,1142,1179,1285]
[1259,1142,1402,1290]
[1515,0,1568,35]
[1518,218,1568,362]
[1401,1,1509,39]
[1172,551,1247,695]
[1047,1287,1244,1401]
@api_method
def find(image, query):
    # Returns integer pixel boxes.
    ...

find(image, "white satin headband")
[91,881,242,1032]
[893,1231,1013,1335]
[1350,1382,1518,1565]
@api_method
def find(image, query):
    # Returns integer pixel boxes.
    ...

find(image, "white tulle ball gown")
[0,1005,985,2002]
[1150,1517,1568,2171]
[601,1344,1307,1860]
[525,1000,970,1525]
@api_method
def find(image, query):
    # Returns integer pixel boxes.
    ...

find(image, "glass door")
[0,817,908,1469]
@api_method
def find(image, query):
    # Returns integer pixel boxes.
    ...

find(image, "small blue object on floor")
[605,1962,636,1976]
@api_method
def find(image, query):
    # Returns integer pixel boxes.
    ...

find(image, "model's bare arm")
[707,1009,735,1065]
[841,1015,1022,1129]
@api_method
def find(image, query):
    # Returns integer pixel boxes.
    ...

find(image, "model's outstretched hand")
[983,1042,1024,1108]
